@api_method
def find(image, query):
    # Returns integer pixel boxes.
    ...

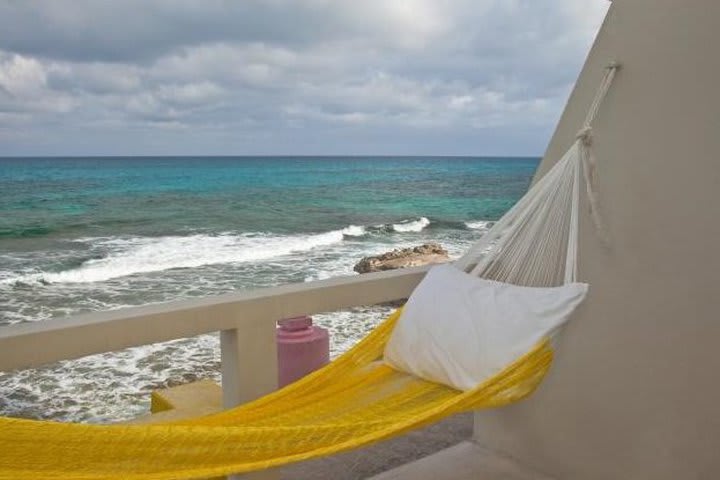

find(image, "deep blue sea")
[0,156,538,422]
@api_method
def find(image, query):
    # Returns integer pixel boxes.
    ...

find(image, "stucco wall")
[474,1,720,478]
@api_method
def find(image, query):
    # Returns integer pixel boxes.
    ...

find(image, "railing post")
[221,319,279,479]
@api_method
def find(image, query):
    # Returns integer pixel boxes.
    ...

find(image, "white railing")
[0,265,429,409]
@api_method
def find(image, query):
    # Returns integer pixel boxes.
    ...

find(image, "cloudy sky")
[0,1,608,156]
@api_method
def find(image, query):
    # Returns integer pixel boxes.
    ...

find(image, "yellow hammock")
[0,309,553,480]
[0,63,620,480]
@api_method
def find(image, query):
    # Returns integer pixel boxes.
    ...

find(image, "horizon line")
[0,153,541,159]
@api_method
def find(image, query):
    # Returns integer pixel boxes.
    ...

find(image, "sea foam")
[392,217,430,233]
[4,229,350,285]
[464,220,494,231]
[341,225,367,237]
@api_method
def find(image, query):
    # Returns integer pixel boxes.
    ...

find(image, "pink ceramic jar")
[276,316,329,387]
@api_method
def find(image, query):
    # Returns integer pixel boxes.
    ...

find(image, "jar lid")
[278,315,313,331]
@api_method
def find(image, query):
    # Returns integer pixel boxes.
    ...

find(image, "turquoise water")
[0,156,538,421]
[1,156,535,240]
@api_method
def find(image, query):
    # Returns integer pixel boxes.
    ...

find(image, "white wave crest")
[341,225,367,237]
[5,230,347,285]
[392,217,430,233]
[465,220,494,231]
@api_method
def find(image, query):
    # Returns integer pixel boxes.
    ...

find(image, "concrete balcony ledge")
[0,265,431,373]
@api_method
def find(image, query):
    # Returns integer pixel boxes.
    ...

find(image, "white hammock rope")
[456,63,619,286]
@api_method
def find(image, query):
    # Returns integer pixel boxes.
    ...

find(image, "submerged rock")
[354,243,449,274]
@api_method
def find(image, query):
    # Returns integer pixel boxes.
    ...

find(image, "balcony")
[0,264,547,479]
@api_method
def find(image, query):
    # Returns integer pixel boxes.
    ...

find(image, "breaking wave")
[392,217,430,233]
[464,220,495,231]
[341,225,367,237]
[2,230,349,285]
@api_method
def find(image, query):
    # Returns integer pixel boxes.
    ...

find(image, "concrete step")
[126,379,223,424]
[368,442,555,480]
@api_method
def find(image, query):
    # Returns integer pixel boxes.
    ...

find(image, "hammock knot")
[575,126,593,146]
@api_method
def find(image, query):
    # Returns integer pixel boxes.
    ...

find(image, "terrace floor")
[281,412,473,480]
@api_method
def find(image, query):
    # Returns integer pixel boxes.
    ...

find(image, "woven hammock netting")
[0,65,618,480]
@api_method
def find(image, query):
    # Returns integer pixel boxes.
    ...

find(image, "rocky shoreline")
[354,243,449,274]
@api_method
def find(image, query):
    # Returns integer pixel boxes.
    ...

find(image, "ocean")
[0,156,538,422]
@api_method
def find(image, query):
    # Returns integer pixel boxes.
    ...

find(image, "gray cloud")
[0,1,453,62]
[0,0,608,156]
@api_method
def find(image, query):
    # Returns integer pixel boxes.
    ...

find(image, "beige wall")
[474,1,720,478]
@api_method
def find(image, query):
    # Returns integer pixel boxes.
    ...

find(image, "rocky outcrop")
[354,243,449,274]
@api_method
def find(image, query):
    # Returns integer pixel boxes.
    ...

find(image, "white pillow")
[383,264,588,391]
